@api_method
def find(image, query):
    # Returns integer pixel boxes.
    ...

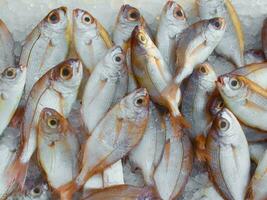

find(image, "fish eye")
[82,14,93,24]
[30,186,42,197]
[218,119,229,131]
[127,9,140,21]
[137,33,147,44]
[134,96,146,107]
[48,11,60,24]
[60,66,73,80]
[113,54,124,64]
[47,117,58,129]
[217,101,224,109]
[4,67,17,79]
[210,18,224,30]
[229,78,241,90]
[199,65,208,74]
[173,7,184,19]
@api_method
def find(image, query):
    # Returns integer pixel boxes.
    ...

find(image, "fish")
[73,8,113,74]
[154,114,193,200]
[196,0,244,67]
[175,17,226,85]
[82,185,161,200]
[0,19,15,72]
[0,127,20,199]
[128,102,166,185]
[246,149,267,200]
[7,59,83,189]
[181,63,217,160]
[58,88,150,199]
[20,7,70,102]
[217,74,267,131]
[206,108,250,200]
[113,4,153,93]
[81,46,128,134]
[156,1,188,74]
[37,108,79,199]
[262,18,267,58]
[131,25,188,128]
[0,65,26,136]
[244,49,265,65]
[207,54,235,76]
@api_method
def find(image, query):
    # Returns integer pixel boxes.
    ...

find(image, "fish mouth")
[58,6,67,15]
[72,8,80,17]
[216,76,225,87]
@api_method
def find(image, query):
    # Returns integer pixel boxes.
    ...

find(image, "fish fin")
[0,19,14,45]
[97,21,113,48]
[57,181,79,200]
[9,106,25,129]
[194,134,210,162]
[6,159,28,190]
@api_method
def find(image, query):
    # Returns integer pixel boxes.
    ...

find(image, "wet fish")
[156,1,188,74]
[197,0,244,67]
[0,127,20,199]
[217,74,267,131]
[82,185,160,200]
[20,7,70,101]
[0,19,15,71]
[175,17,226,85]
[73,8,113,74]
[81,46,128,134]
[58,88,150,199]
[7,59,83,189]
[113,4,153,93]
[37,108,79,198]
[206,108,250,200]
[244,49,265,65]
[131,25,187,128]
[154,114,193,200]
[261,18,267,58]
[129,102,165,185]
[181,63,217,160]
[0,66,26,136]
[246,149,267,200]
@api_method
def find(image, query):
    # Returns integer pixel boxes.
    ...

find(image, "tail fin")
[169,114,190,138]
[57,181,79,200]
[6,159,28,190]
[194,135,210,162]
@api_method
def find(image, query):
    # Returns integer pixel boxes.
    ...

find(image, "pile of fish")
[1,0,267,199]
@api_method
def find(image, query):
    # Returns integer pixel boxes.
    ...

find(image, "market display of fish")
[0,1,267,200]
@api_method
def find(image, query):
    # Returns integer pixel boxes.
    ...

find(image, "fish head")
[193,63,217,89]
[205,17,226,44]
[39,107,68,135]
[72,8,97,35]
[120,88,150,121]
[216,74,247,102]
[0,65,26,85]
[163,1,187,28]
[104,45,126,72]
[52,59,83,90]
[212,108,240,138]
[209,96,225,117]
[42,7,68,33]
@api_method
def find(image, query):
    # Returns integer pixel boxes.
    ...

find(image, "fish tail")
[57,181,79,200]
[194,134,210,162]
[6,159,28,190]
[169,114,190,138]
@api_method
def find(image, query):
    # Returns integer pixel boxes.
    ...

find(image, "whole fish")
[181,63,216,160]
[7,59,83,189]
[0,65,26,136]
[113,4,153,93]
[131,25,187,128]
[262,18,267,58]
[244,49,265,65]
[246,149,267,200]
[0,19,15,71]
[175,17,226,85]
[128,102,165,185]
[0,127,20,199]
[73,8,113,74]
[217,74,267,131]
[37,108,79,198]
[82,185,160,200]
[206,108,250,200]
[156,1,188,74]
[197,0,244,67]
[20,7,70,101]
[209,96,267,143]
[81,46,128,134]
[154,114,193,200]
[58,88,149,198]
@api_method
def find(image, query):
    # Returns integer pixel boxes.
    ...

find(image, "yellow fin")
[97,21,113,48]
